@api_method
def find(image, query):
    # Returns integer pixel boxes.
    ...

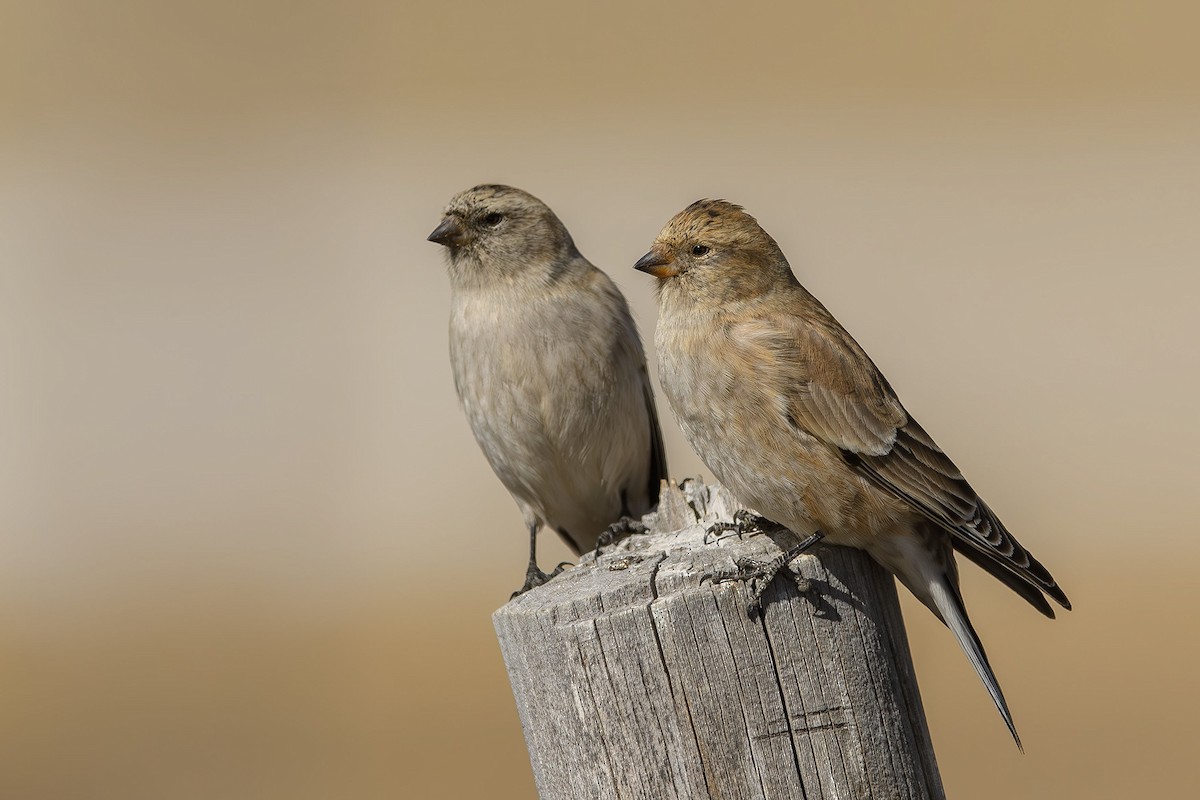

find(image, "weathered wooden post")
[493,479,944,800]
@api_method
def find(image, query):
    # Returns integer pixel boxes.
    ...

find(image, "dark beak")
[427,216,468,247]
[633,249,680,278]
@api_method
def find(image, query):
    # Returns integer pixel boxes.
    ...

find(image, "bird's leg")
[596,515,649,555]
[704,509,785,545]
[511,523,563,599]
[715,530,825,618]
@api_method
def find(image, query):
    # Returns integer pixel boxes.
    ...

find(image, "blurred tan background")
[3,1,1199,797]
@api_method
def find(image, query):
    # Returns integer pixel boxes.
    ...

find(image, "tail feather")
[928,578,1023,751]
[952,540,1056,619]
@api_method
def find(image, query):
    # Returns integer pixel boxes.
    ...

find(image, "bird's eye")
[483,212,504,227]
[691,244,710,257]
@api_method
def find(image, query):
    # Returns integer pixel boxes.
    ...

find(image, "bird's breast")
[656,310,908,542]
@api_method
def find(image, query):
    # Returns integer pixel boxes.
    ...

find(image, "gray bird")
[429,184,667,596]
[635,199,1070,748]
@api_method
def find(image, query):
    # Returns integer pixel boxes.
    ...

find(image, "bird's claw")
[739,556,784,618]
[510,561,574,599]
[703,522,742,545]
[707,555,790,618]
[703,510,777,545]
[706,524,824,617]
[596,516,648,555]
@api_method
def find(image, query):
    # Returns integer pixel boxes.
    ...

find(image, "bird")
[634,198,1070,748]
[429,184,668,597]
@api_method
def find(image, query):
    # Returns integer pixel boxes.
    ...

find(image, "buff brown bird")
[430,184,667,596]
[635,199,1069,748]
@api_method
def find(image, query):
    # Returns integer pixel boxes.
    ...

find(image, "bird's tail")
[884,529,1024,748]
[926,576,1023,751]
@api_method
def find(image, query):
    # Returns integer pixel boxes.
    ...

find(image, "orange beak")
[633,248,679,278]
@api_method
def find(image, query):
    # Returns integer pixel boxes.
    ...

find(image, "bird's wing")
[736,308,1070,613]
[641,365,669,507]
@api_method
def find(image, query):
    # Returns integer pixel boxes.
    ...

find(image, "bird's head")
[634,199,794,303]
[428,184,578,284]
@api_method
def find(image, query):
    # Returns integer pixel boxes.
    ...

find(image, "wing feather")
[737,303,1070,613]
[642,367,669,508]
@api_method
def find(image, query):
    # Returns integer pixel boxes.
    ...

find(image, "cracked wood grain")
[493,479,945,800]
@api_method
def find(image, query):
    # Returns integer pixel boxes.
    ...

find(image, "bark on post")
[493,479,945,800]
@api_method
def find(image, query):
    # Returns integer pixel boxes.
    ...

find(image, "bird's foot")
[712,556,790,618]
[710,530,826,618]
[510,561,572,599]
[703,510,781,545]
[700,510,787,546]
[596,516,649,555]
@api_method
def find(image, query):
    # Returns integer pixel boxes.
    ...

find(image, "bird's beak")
[634,248,679,278]
[427,216,468,247]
